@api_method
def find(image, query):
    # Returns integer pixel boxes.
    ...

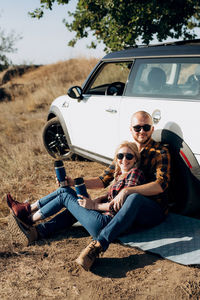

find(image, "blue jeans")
[37,187,112,239]
[37,188,165,251]
[96,193,166,250]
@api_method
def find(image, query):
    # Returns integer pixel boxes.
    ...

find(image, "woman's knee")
[59,186,73,194]
[59,187,77,204]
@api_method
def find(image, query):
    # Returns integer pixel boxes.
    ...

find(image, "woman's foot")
[75,240,103,271]
[6,193,33,225]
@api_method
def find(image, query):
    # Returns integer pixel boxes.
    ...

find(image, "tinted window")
[125,58,200,100]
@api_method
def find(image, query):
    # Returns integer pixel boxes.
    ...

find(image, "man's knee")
[123,193,147,212]
[126,193,142,204]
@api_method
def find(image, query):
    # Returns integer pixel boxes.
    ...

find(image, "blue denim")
[37,188,72,214]
[36,188,165,251]
[96,193,166,251]
[37,187,112,238]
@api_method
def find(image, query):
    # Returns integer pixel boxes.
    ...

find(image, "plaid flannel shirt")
[99,139,171,213]
[107,167,145,201]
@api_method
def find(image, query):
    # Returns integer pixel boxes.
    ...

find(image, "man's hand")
[56,175,74,187]
[109,189,128,212]
[65,176,74,186]
[77,195,95,210]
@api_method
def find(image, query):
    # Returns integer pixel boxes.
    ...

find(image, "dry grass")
[0,57,100,221]
[1,58,200,300]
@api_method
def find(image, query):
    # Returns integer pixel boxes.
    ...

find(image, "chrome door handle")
[152,109,161,124]
[106,108,117,113]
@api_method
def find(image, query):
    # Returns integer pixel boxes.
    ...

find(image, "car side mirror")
[67,86,83,100]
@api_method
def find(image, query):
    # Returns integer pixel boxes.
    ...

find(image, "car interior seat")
[147,67,167,92]
[184,65,200,96]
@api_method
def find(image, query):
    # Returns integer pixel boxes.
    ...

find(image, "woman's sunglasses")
[117,153,135,160]
[132,124,151,132]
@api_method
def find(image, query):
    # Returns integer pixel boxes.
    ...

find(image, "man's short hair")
[131,111,153,124]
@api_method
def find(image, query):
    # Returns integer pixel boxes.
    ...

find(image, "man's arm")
[110,181,163,212]
[84,177,105,189]
[66,162,115,189]
[65,176,104,189]
[124,181,163,197]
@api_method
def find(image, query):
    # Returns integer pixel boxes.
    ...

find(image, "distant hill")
[0,58,98,102]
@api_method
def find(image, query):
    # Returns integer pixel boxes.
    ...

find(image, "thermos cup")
[74,177,88,198]
[54,160,66,187]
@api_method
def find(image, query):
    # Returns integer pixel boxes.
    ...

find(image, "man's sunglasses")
[132,124,151,132]
[117,153,135,160]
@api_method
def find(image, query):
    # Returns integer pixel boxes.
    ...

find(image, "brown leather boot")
[75,240,103,271]
[6,194,32,225]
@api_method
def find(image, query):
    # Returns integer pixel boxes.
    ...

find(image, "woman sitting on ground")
[7,141,145,270]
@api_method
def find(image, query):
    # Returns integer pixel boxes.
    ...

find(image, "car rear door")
[119,58,200,170]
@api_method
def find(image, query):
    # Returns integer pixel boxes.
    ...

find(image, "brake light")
[180,150,192,169]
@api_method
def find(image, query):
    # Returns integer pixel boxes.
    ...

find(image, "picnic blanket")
[118,213,200,265]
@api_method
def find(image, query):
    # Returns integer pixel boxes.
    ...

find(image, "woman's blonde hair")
[113,141,140,180]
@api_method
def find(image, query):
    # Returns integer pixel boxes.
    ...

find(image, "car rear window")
[125,58,200,100]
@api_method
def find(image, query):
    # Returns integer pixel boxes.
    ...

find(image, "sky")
[1,1,200,66]
[0,0,105,65]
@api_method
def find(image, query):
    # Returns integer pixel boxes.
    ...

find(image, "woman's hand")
[77,195,95,210]
[109,189,128,212]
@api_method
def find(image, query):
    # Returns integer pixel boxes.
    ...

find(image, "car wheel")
[42,117,73,159]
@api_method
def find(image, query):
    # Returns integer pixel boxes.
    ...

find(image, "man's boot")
[7,214,38,247]
[76,240,103,271]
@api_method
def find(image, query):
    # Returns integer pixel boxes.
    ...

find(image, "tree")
[30,0,200,52]
[0,25,22,71]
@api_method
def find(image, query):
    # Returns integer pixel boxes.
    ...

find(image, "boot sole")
[7,214,36,247]
[75,257,90,271]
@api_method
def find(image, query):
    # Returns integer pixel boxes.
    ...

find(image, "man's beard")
[134,134,151,146]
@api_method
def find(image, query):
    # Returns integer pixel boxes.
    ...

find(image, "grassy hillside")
[0,58,102,223]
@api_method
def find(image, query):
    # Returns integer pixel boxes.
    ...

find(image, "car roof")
[102,39,200,61]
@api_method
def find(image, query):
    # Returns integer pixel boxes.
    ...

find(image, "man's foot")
[7,214,38,247]
[75,240,103,271]
[6,194,32,225]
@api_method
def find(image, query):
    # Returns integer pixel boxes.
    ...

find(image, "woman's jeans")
[37,187,166,251]
[37,187,112,239]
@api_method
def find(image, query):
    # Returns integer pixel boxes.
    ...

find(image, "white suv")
[43,40,200,217]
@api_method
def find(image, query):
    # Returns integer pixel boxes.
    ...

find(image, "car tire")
[42,117,73,159]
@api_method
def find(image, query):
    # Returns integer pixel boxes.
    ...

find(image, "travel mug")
[74,177,88,198]
[54,160,66,187]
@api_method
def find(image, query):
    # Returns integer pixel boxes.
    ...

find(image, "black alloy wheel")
[42,117,72,159]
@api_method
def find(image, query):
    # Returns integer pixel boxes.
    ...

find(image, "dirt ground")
[1,163,200,300]
[1,212,200,299]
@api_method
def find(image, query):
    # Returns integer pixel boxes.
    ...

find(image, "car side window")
[85,62,132,96]
[125,58,200,100]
